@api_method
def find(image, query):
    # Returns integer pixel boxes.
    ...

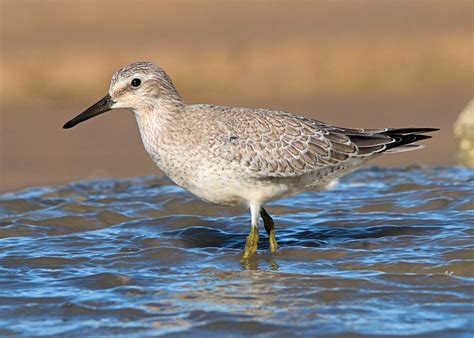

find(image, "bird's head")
[63,61,181,129]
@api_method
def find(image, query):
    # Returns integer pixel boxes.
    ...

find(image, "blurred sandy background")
[1,0,472,192]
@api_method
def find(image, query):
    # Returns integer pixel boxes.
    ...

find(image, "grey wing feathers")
[213,107,438,178]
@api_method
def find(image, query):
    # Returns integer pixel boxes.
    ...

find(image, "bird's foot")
[243,227,259,259]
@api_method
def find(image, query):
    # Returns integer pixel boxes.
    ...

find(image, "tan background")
[1,0,472,192]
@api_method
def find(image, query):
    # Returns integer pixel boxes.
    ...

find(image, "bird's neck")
[134,98,187,164]
[135,96,184,126]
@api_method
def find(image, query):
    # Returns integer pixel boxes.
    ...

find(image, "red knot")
[64,61,438,259]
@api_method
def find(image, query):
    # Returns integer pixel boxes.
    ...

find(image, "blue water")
[0,167,473,336]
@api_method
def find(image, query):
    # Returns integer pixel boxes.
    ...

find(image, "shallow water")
[0,167,473,336]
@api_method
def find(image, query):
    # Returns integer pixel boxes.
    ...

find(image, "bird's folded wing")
[212,109,393,178]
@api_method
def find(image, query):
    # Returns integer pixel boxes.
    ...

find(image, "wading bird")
[64,61,438,259]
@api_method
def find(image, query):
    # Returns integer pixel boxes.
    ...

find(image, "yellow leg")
[268,228,278,253]
[261,207,278,253]
[243,225,259,259]
[243,204,261,259]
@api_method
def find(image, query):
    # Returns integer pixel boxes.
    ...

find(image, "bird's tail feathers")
[346,127,438,156]
[381,128,437,154]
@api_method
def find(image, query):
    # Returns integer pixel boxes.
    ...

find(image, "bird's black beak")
[63,94,114,129]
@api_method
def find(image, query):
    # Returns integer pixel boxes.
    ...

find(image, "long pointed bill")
[63,94,114,129]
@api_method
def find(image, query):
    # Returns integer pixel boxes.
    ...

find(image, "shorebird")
[64,61,438,259]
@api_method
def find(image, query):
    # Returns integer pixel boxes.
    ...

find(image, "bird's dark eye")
[131,78,141,88]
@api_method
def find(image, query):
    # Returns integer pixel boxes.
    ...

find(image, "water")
[1,167,473,336]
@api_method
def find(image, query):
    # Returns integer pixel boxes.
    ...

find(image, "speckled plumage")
[65,61,438,258]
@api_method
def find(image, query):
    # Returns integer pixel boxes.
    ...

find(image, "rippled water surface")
[1,167,473,336]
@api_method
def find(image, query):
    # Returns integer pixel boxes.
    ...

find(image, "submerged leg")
[243,204,260,259]
[261,207,278,252]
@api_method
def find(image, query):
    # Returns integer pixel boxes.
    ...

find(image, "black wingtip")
[383,128,438,150]
[423,128,440,133]
[384,127,440,135]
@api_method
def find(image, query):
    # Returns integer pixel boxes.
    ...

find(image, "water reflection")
[0,167,472,336]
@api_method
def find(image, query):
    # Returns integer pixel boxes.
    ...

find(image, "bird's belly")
[174,171,257,206]
[176,171,330,207]
[164,166,289,206]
